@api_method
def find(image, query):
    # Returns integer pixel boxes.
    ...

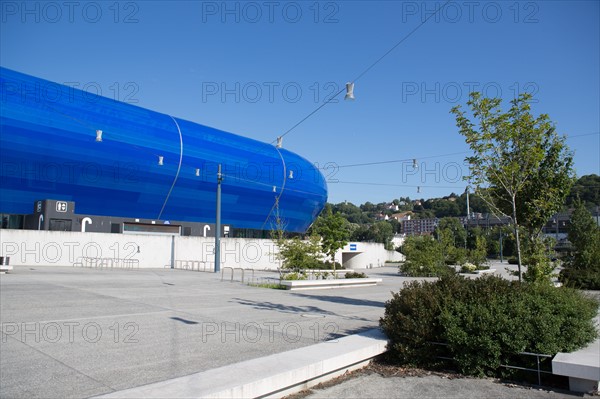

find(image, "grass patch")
[248,282,286,290]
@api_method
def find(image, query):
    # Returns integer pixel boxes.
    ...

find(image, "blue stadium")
[0,67,327,233]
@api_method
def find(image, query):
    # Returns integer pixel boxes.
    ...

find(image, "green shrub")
[380,275,598,377]
[319,261,344,270]
[460,262,477,273]
[345,271,367,279]
[282,272,307,281]
[249,282,286,290]
[560,268,600,290]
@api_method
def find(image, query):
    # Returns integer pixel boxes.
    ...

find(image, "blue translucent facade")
[0,67,327,232]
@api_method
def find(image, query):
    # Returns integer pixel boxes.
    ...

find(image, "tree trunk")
[512,198,523,282]
[332,252,336,279]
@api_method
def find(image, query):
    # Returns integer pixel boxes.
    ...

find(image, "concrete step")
[97,328,388,399]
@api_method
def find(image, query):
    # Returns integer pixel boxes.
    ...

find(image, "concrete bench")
[552,338,600,393]
[280,278,382,291]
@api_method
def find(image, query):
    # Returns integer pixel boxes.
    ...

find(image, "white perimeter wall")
[0,230,402,270]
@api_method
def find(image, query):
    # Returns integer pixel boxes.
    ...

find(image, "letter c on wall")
[81,217,93,232]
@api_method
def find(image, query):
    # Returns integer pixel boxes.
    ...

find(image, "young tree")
[276,235,323,272]
[560,198,600,289]
[436,217,467,247]
[310,208,350,274]
[270,197,288,278]
[451,93,574,281]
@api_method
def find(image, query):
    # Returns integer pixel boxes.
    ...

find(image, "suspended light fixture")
[276,136,283,148]
[344,82,355,100]
[288,170,294,179]
[413,159,418,169]
[417,186,421,193]
[158,156,164,166]
[272,186,277,193]
[95,130,103,142]
[195,168,200,177]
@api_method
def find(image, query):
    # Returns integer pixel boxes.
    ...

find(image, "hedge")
[380,275,598,377]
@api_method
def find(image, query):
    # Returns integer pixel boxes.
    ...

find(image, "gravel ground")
[287,362,598,399]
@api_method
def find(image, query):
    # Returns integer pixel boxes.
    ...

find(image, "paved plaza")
[0,262,568,399]
[0,265,415,398]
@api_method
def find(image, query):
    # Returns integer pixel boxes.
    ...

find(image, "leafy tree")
[360,201,376,213]
[522,235,556,283]
[435,218,468,265]
[436,217,466,247]
[455,192,490,215]
[276,235,323,272]
[413,209,436,219]
[310,208,350,273]
[452,92,574,281]
[437,227,467,266]
[352,221,394,248]
[468,234,488,267]
[372,221,394,248]
[400,235,450,277]
[271,199,323,274]
[466,226,485,250]
[430,199,461,218]
[565,174,600,209]
[560,199,600,289]
[389,218,401,234]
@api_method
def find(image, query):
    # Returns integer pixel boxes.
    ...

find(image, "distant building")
[376,213,390,221]
[391,211,413,222]
[401,217,438,236]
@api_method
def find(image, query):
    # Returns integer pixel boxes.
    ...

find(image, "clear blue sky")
[2,0,599,205]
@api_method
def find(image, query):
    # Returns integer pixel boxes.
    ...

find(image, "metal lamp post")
[499,229,503,263]
[215,164,222,273]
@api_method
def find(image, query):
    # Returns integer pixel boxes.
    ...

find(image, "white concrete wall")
[0,230,400,271]
[0,230,281,270]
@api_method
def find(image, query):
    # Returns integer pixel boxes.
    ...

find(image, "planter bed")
[280,278,382,291]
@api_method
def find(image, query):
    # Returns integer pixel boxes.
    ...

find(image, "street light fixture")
[344,82,355,100]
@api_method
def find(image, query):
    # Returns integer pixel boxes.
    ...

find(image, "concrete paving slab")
[0,263,589,398]
[1,266,404,398]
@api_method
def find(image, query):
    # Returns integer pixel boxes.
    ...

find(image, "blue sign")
[350,244,357,251]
